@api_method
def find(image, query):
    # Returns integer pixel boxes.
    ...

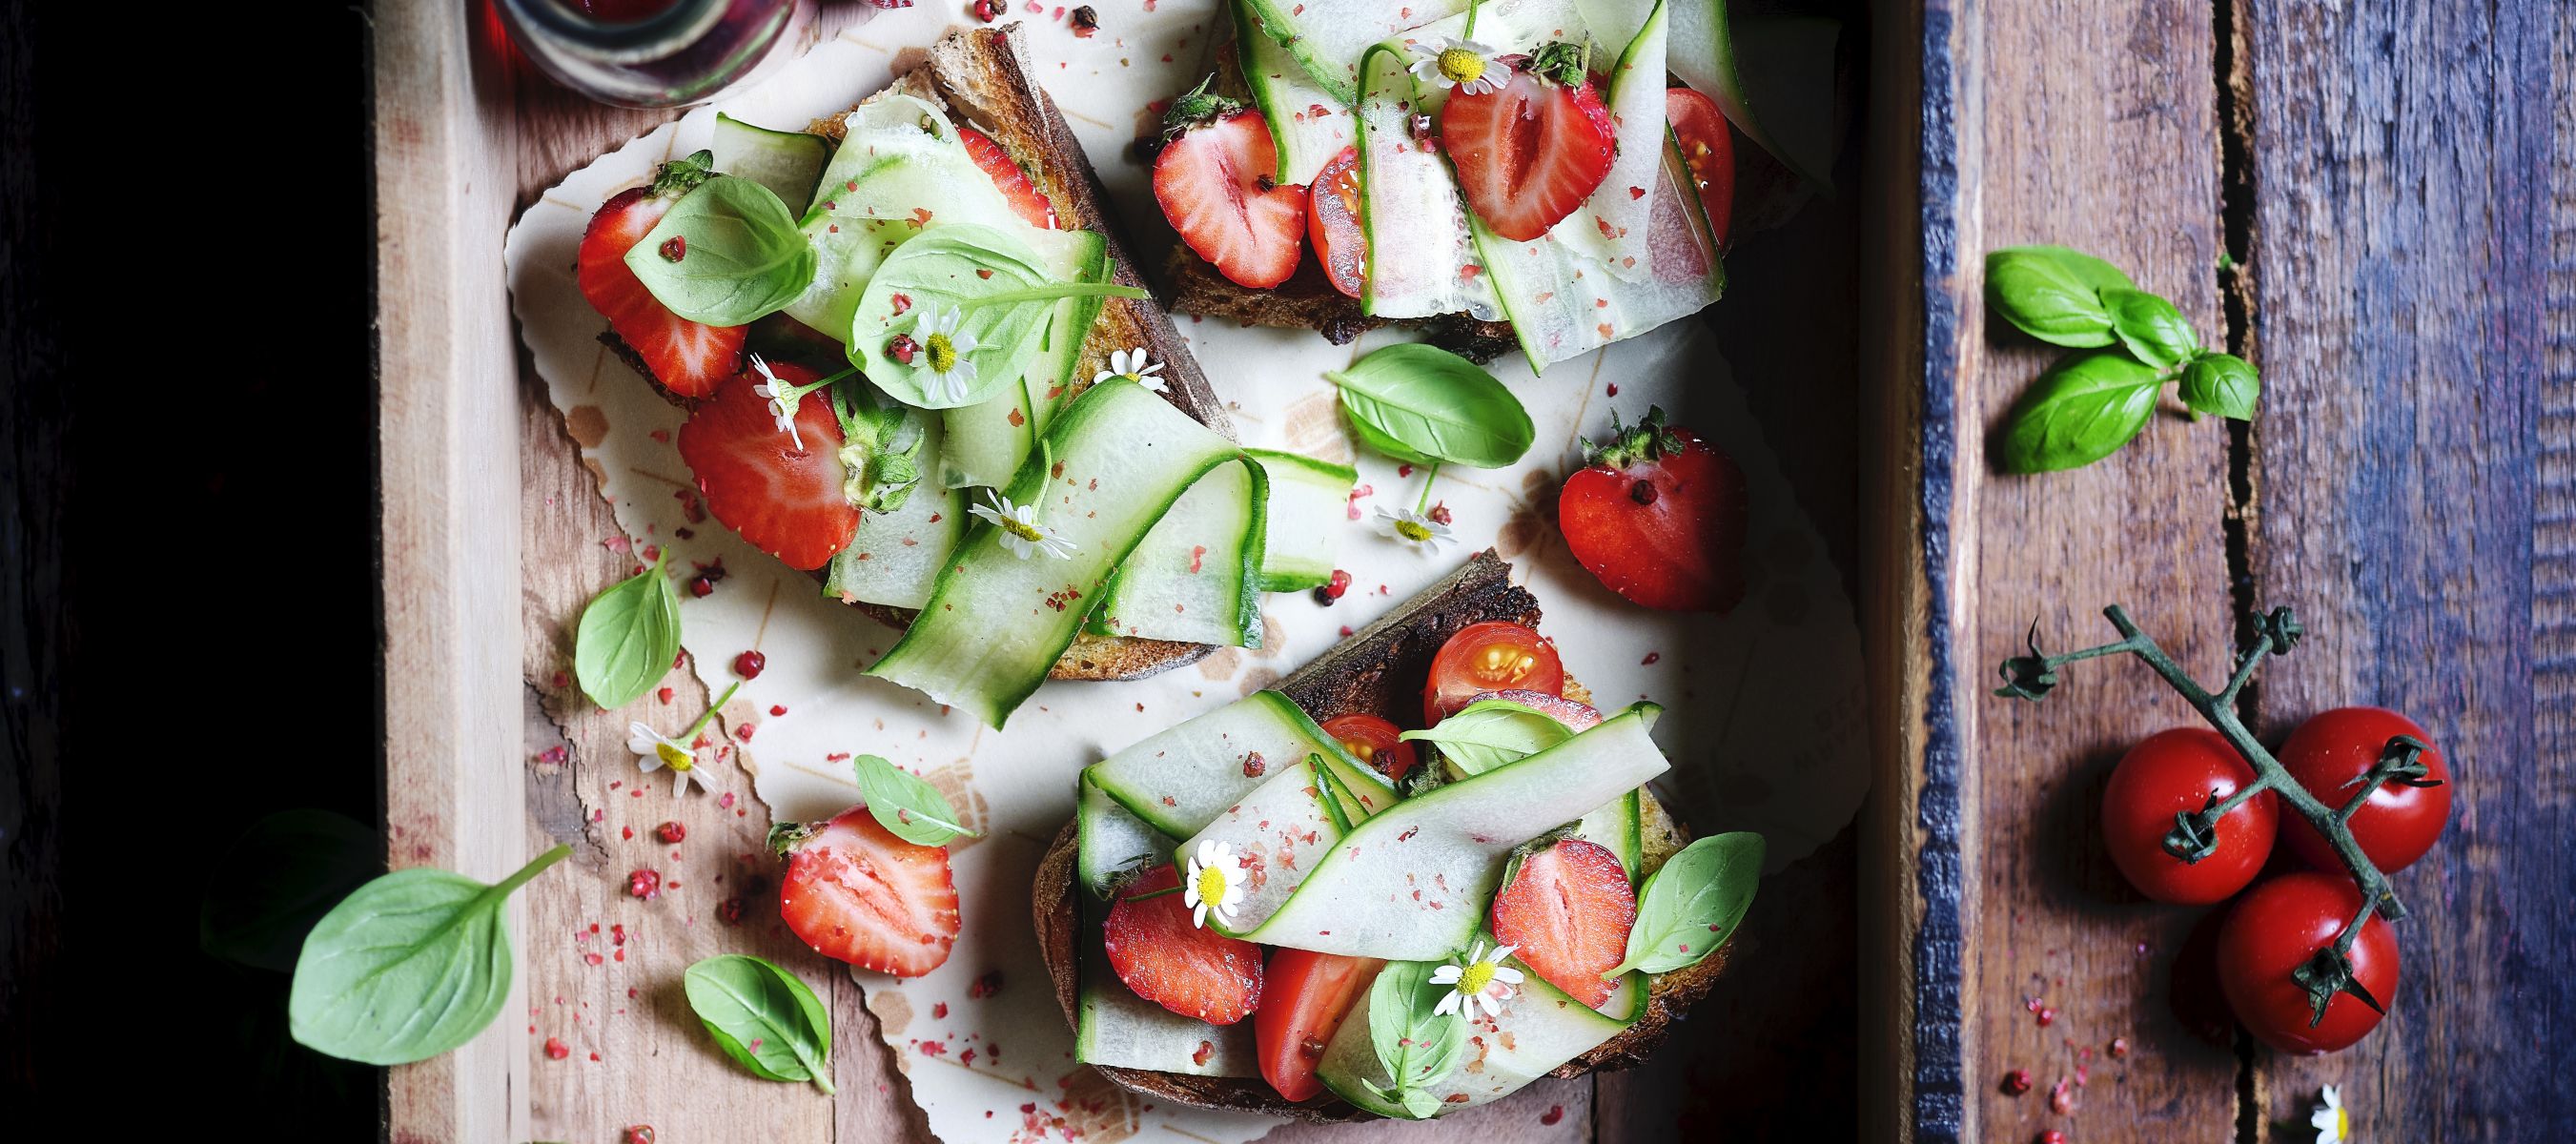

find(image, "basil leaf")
[1367,959,1465,1103]
[853,754,975,846]
[2008,244,2136,293]
[684,954,837,1092]
[1400,1088,1443,1119]
[574,549,683,709]
[848,225,1139,411]
[2100,288,2199,370]
[288,844,571,1064]
[624,174,817,326]
[1984,249,2116,348]
[1398,699,1572,776]
[2178,352,2261,420]
[201,809,381,972]
[1326,343,1535,468]
[1609,831,1763,976]
[1998,350,2162,473]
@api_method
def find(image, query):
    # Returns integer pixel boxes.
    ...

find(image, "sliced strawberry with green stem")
[1488,838,1636,1008]
[775,807,961,977]
[1557,406,1748,613]
[1440,46,1617,242]
[1154,80,1306,289]
[576,153,747,398]
[677,360,860,571]
[1104,864,1264,1025]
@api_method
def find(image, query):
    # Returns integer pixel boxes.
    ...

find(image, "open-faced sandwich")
[571,24,1360,725]
[1149,0,1840,368]
[1035,552,1763,1120]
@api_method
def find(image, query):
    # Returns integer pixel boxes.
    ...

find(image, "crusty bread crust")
[1033,551,1737,1119]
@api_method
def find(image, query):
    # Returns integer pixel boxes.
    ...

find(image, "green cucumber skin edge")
[1085,691,1375,839]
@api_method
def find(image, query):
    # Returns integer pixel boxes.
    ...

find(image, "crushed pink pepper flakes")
[584,952,603,967]
[544,1036,570,1060]
[933,1002,950,1019]
[769,705,787,717]
[1541,1105,1565,1126]
[627,868,663,900]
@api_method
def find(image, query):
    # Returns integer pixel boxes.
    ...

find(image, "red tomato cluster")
[2101,707,2450,1053]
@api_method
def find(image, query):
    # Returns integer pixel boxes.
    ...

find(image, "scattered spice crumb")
[544,1036,570,1060]
[627,868,663,900]
[2001,1068,2032,1095]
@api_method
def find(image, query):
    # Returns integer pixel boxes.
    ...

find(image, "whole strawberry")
[1557,406,1748,613]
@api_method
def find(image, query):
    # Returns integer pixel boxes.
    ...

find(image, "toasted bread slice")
[1033,551,1734,1120]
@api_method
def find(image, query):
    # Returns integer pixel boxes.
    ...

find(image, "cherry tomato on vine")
[1422,622,1564,725]
[2276,706,2451,874]
[1320,713,1417,782]
[2100,727,2279,904]
[2217,870,2399,1053]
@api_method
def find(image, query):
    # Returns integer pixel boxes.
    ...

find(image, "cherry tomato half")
[1256,950,1384,1102]
[1307,146,1365,299]
[2100,727,2279,904]
[1321,712,1418,782]
[2277,706,2452,873]
[1423,622,1564,725]
[2217,870,2399,1053]
[1664,87,1735,249]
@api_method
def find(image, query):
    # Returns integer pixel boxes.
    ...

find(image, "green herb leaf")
[848,225,1142,410]
[1326,344,1536,469]
[831,378,933,512]
[1398,699,1573,776]
[2177,352,2261,420]
[2100,288,2200,370]
[683,954,837,1093]
[201,809,381,973]
[1998,350,2163,473]
[287,844,571,1065]
[1400,1088,1443,1119]
[574,549,683,709]
[853,754,976,847]
[1608,831,1763,976]
[1985,248,2117,348]
[2014,244,2136,293]
[624,174,817,326]
[1366,959,1466,1112]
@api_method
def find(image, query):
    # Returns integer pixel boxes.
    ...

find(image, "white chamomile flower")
[1429,941,1523,1018]
[970,491,1078,561]
[2311,1085,2349,1143]
[1181,839,1247,930]
[1375,504,1455,551]
[908,303,981,402]
[1407,36,1511,96]
[626,721,706,797]
[1094,347,1168,393]
[747,354,806,450]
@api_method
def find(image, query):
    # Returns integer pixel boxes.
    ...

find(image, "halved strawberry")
[1488,838,1636,1008]
[577,155,747,398]
[775,807,961,977]
[1154,86,1306,289]
[1104,864,1264,1025]
[1440,47,1617,242]
[958,126,1060,231]
[676,360,859,571]
[1307,145,1366,298]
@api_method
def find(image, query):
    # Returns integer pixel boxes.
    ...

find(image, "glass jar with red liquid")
[494,0,810,109]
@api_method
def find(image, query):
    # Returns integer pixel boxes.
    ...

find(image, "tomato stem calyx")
[1994,603,2416,1028]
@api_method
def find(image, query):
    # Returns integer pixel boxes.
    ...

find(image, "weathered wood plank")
[1950,0,2242,1140]
[2238,0,2574,1137]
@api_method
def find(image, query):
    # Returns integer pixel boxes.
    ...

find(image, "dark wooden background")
[1883,0,2576,1140]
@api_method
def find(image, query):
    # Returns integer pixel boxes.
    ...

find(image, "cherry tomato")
[1663,87,1735,249]
[2276,706,2451,873]
[2100,727,2279,904]
[2217,870,2398,1053]
[1423,622,1564,725]
[1256,950,1384,1102]
[1307,146,1365,299]
[1320,713,1418,782]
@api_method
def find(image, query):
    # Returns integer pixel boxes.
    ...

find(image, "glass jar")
[493,0,810,110]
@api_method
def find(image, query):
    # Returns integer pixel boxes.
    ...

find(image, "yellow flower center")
[2333,1111,2349,1137]
[1456,959,1496,995]
[656,742,693,771]
[1438,47,1486,84]
[999,514,1046,542]
[1395,519,1434,542]
[926,332,958,373]
[1195,864,1231,904]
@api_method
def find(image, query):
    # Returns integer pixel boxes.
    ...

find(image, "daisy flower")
[626,722,708,797]
[907,303,980,403]
[1407,35,1511,95]
[1430,941,1523,1018]
[1094,347,1168,393]
[1375,504,1455,551]
[971,491,1078,560]
[1182,839,1247,929]
[2311,1085,2349,1143]
[747,354,805,450]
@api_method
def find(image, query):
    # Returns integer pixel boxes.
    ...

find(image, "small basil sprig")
[1326,343,1535,469]
[1986,245,2261,473]
[684,954,836,1093]
[848,225,1146,410]
[853,754,976,847]
[288,844,572,1064]
[1397,698,1571,776]
[1606,831,1763,976]
[624,168,818,327]
[832,378,932,512]
[1364,959,1467,1118]
[574,547,683,709]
